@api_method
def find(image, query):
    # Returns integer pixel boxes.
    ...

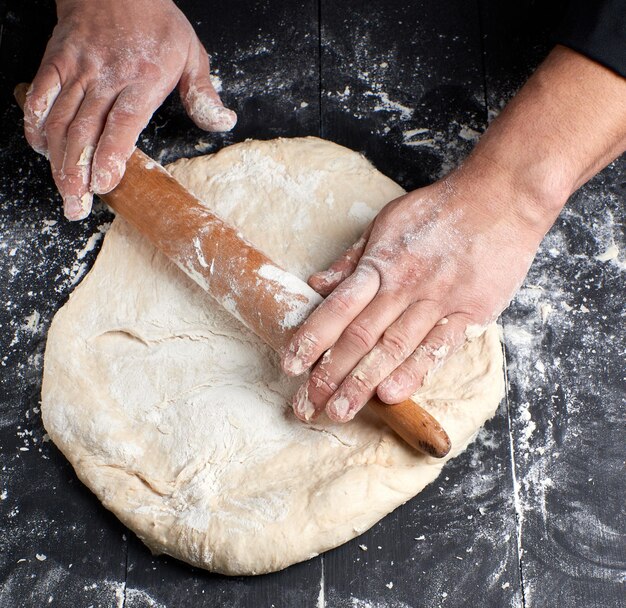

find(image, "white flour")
[41,138,505,577]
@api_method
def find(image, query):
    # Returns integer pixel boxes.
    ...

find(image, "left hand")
[282,166,553,423]
[24,0,235,221]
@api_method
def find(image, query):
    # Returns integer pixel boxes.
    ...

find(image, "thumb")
[308,223,373,296]
[179,45,237,132]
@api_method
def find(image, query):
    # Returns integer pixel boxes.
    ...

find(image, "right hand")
[24,0,236,220]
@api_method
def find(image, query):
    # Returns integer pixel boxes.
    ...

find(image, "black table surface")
[0,1,624,607]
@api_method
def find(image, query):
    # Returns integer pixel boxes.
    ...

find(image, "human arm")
[283,45,626,423]
[23,0,236,221]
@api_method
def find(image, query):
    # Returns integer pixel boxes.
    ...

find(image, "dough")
[42,137,504,575]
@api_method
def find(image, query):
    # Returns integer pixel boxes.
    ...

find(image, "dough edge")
[41,137,505,575]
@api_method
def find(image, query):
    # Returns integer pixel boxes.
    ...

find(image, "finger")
[60,92,116,220]
[377,314,469,403]
[282,266,380,376]
[91,85,164,195]
[23,64,62,156]
[292,292,414,422]
[179,44,237,132]
[308,225,372,296]
[42,84,87,217]
[325,301,443,422]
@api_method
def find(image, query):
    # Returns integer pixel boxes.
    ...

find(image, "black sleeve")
[554,0,626,77]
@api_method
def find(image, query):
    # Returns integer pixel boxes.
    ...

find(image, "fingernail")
[292,383,317,422]
[192,100,238,132]
[283,333,317,376]
[327,395,352,422]
[206,106,238,131]
[91,168,112,194]
[283,351,306,376]
[92,154,126,194]
[311,269,343,286]
[63,193,92,221]
[378,376,401,402]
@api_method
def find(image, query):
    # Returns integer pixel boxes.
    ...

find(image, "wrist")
[450,150,568,237]
[469,148,568,224]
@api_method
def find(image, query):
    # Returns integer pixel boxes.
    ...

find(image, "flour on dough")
[41,137,504,575]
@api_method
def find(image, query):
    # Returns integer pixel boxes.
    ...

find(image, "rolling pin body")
[14,83,451,458]
[106,152,451,458]
[110,152,321,354]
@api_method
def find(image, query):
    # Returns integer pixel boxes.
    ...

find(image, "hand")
[282,46,626,424]
[282,167,553,423]
[23,0,236,220]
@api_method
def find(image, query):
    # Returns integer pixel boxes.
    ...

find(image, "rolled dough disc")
[42,137,504,575]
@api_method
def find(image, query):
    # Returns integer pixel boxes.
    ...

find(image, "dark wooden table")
[1,1,624,607]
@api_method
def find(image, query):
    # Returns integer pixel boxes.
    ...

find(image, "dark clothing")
[555,0,626,77]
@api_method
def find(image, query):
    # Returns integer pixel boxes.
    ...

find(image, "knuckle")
[67,116,102,136]
[43,115,68,137]
[308,370,337,399]
[422,298,446,319]
[416,343,446,366]
[135,60,162,80]
[93,135,116,157]
[423,335,448,355]
[379,328,412,360]
[61,166,82,180]
[331,258,353,276]
[62,159,90,180]
[299,331,320,350]
[342,322,376,352]
[324,291,353,317]
[108,106,150,135]
[107,109,138,130]
[349,371,373,393]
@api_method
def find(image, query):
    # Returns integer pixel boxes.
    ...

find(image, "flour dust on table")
[41,137,505,575]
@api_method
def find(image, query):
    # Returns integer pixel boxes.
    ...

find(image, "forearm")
[284,47,625,419]
[460,45,626,228]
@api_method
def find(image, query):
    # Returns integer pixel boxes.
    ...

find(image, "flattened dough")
[42,137,504,575]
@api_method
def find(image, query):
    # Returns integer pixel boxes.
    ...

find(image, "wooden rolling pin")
[15,83,451,458]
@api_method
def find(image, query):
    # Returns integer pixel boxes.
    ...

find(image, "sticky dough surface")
[42,137,504,575]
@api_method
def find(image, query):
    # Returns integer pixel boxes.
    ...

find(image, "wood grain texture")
[319,2,520,605]
[480,4,626,607]
[0,0,623,607]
